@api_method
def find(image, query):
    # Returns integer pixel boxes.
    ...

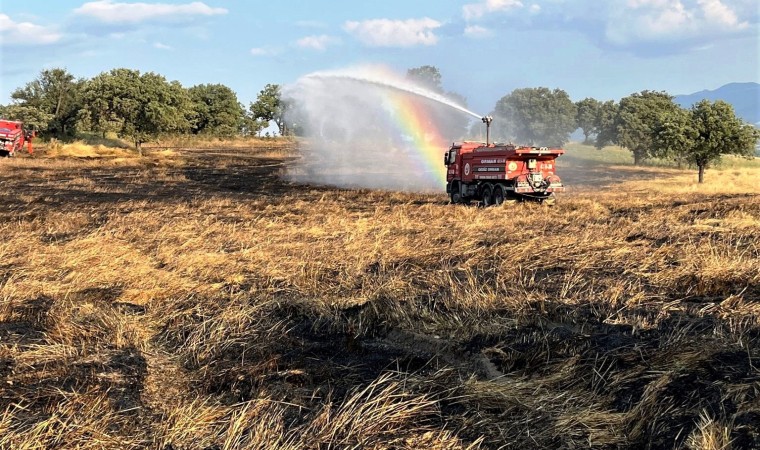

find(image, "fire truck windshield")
[445,150,457,165]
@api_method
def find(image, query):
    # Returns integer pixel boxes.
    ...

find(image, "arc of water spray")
[304,73,484,120]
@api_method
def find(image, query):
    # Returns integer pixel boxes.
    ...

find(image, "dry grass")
[151,134,296,152]
[0,144,758,449]
[40,139,138,158]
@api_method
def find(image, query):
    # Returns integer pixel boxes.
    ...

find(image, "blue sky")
[1,0,758,114]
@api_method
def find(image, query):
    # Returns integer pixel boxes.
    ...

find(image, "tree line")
[2,66,758,181]
[487,87,758,183]
[0,68,287,155]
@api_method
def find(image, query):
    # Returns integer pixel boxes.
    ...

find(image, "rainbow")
[352,65,451,188]
[383,90,449,188]
[298,65,478,189]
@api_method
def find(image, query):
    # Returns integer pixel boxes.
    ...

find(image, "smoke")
[283,65,482,192]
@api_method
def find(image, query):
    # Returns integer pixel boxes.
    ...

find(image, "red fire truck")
[445,117,565,205]
[0,119,34,157]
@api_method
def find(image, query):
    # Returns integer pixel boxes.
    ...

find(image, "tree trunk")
[136,141,143,157]
[698,164,705,183]
[633,151,642,166]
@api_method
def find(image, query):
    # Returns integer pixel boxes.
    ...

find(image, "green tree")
[615,91,681,165]
[10,68,84,136]
[406,65,443,93]
[240,112,267,136]
[188,84,245,136]
[250,84,289,136]
[493,87,577,146]
[82,68,191,154]
[658,100,760,183]
[0,104,54,132]
[80,71,122,138]
[652,106,695,168]
[575,98,601,144]
[594,100,618,149]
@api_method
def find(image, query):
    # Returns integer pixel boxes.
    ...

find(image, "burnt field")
[0,145,759,449]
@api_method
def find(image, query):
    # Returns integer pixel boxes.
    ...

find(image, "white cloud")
[0,14,62,46]
[464,25,493,38]
[296,34,337,51]
[343,18,441,47]
[697,0,744,26]
[153,41,173,50]
[471,0,755,52]
[463,0,524,21]
[606,0,749,45]
[73,0,227,24]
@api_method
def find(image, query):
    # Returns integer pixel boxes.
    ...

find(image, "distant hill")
[674,82,759,126]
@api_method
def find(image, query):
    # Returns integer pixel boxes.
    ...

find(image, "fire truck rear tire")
[493,185,506,206]
[482,184,494,207]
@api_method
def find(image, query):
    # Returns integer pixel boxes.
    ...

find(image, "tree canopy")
[594,100,619,149]
[188,84,245,136]
[0,104,54,132]
[250,84,289,136]
[1,67,278,147]
[9,68,83,136]
[406,65,443,93]
[614,90,681,165]
[575,98,601,144]
[493,87,577,146]
[656,100,760,182]
[82,68,191,153]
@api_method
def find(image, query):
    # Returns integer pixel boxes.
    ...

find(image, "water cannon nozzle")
[482,116,493,145]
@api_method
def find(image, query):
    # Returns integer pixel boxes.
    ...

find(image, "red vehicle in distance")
[0,119,35,157]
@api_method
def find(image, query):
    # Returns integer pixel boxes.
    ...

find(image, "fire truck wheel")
[450,183,462,204]
[493,185,506,206]
[482,184,494,207]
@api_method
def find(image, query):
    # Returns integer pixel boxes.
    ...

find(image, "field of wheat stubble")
[0,142,758,449]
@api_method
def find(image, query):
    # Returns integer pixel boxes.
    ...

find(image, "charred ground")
[0,145,758,449]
